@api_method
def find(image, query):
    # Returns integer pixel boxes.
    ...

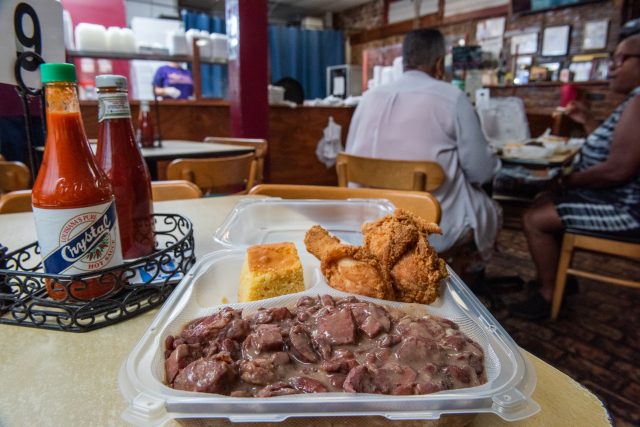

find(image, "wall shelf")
[67,49,227,65]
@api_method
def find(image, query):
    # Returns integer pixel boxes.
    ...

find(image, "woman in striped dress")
[509,34,640,320]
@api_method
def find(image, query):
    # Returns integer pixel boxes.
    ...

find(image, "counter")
[80,101,354,185]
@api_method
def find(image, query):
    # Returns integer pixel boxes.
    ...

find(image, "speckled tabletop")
[0,196,611,427]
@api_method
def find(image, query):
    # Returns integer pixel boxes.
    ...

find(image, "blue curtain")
[182,10,227,99]
[182,10,345,101]
[269,26,344,100]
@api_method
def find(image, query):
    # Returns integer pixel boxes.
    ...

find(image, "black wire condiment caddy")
[0,213,195,332]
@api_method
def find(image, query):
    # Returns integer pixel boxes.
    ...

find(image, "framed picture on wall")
[542,25,571,56]
[583,20,609,50]
[511,32,539,55]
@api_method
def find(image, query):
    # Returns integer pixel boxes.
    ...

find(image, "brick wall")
[335,0,385,36]
[337,0,627,117]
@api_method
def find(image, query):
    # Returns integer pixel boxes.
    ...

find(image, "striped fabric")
[555,86,640,233]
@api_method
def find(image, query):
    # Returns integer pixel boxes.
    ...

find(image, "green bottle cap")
[40,63,77,83]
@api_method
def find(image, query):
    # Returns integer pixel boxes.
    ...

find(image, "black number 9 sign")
[14,2,42,72]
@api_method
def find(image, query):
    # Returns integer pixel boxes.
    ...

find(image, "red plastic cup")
[560,84,577,108]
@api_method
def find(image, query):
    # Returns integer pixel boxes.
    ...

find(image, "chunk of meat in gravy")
[256,382,300,397]
[289,376,328,393]
[315,307,356,345]
[165,296,486,397]
[181,307,239,343]
[252,307,292,325]
[396,336,443,367]
[173,354,236,393]
[394,316,447,341]
[252,324,284,352]
[239,357,277,385]
[350,303,391,338]
[165,343,193,384]
[289,324,318,363]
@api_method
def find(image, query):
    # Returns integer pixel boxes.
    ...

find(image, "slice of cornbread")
[238,242,305,302]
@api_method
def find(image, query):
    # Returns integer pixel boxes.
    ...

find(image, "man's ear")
[435,56,445,80]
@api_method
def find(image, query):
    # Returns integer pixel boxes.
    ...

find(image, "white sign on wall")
[0,0,65,89]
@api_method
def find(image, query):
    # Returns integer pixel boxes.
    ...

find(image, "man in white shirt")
[346,28,501,262]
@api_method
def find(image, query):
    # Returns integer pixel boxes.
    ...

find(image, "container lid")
[40,63,76,83]
[95,74,128,90]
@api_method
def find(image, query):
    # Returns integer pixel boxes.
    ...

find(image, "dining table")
[35,140,255,180]
[0,196,612,427]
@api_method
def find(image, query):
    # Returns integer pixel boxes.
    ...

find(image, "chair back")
[151,180,203,201]
[0,161,30,194]
[335,152,445,192]
[249,184,441,224]
[0,189,33,214]
[166,153,258,195]
[204,137,267,183]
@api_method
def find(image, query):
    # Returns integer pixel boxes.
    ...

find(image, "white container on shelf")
[75,23,107,52]
[197,30,211,59]
[268,85,285,105]
[184,28,200,56]
[120,28,137,53]
[106,26,123,52]
[62,10,75,50]
[166,29,188,56]
[210,33,228,60]
[119,198,540,427]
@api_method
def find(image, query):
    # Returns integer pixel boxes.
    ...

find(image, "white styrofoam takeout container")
[212,198,397,251]
[119,199,539,426]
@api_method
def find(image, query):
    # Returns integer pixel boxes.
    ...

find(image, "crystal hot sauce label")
[33,201,123,274]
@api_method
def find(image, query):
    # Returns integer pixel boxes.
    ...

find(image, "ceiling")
[179,0,372,18]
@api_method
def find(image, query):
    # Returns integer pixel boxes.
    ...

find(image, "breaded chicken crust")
[304,209,448,304]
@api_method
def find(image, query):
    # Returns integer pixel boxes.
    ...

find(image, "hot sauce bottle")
[136,100,155,148]
[95,75,155,259]
[32,64,123,300]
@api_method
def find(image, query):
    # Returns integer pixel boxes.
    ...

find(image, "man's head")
[609,34,640,94]
[402,28,446,79]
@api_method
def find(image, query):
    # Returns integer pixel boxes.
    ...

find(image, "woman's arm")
[566,96,640,189]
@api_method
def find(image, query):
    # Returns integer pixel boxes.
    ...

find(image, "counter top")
[0,196,611,426]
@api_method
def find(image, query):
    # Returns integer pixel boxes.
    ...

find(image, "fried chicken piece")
[304,225,395,300]
[391,236,448,304]
[304,209,447,305]
[362,209,447,304]
[362,209,440,270]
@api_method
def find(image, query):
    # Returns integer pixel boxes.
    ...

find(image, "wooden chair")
[0,161,30,195]
[551,229,640,320]
[0,190,32,214]
[151,180,202,201]
[166,153,258,195]
[248,184,441,224]
[0,181,203,214]
[204,137,268,183]
[335,152,445,192]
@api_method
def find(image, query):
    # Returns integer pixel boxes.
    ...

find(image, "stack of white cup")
[75,23,107,51]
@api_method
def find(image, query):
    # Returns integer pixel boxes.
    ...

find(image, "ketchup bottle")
[32,63,123,301]
[95,75,155,259]
[137,101,155,148]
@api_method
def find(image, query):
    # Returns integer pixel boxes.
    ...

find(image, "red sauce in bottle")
[95,75,155,259]
[32,64,123,301]
[137,101,155,148]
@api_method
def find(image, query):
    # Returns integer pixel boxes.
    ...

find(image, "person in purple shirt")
[152,62,194,99]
